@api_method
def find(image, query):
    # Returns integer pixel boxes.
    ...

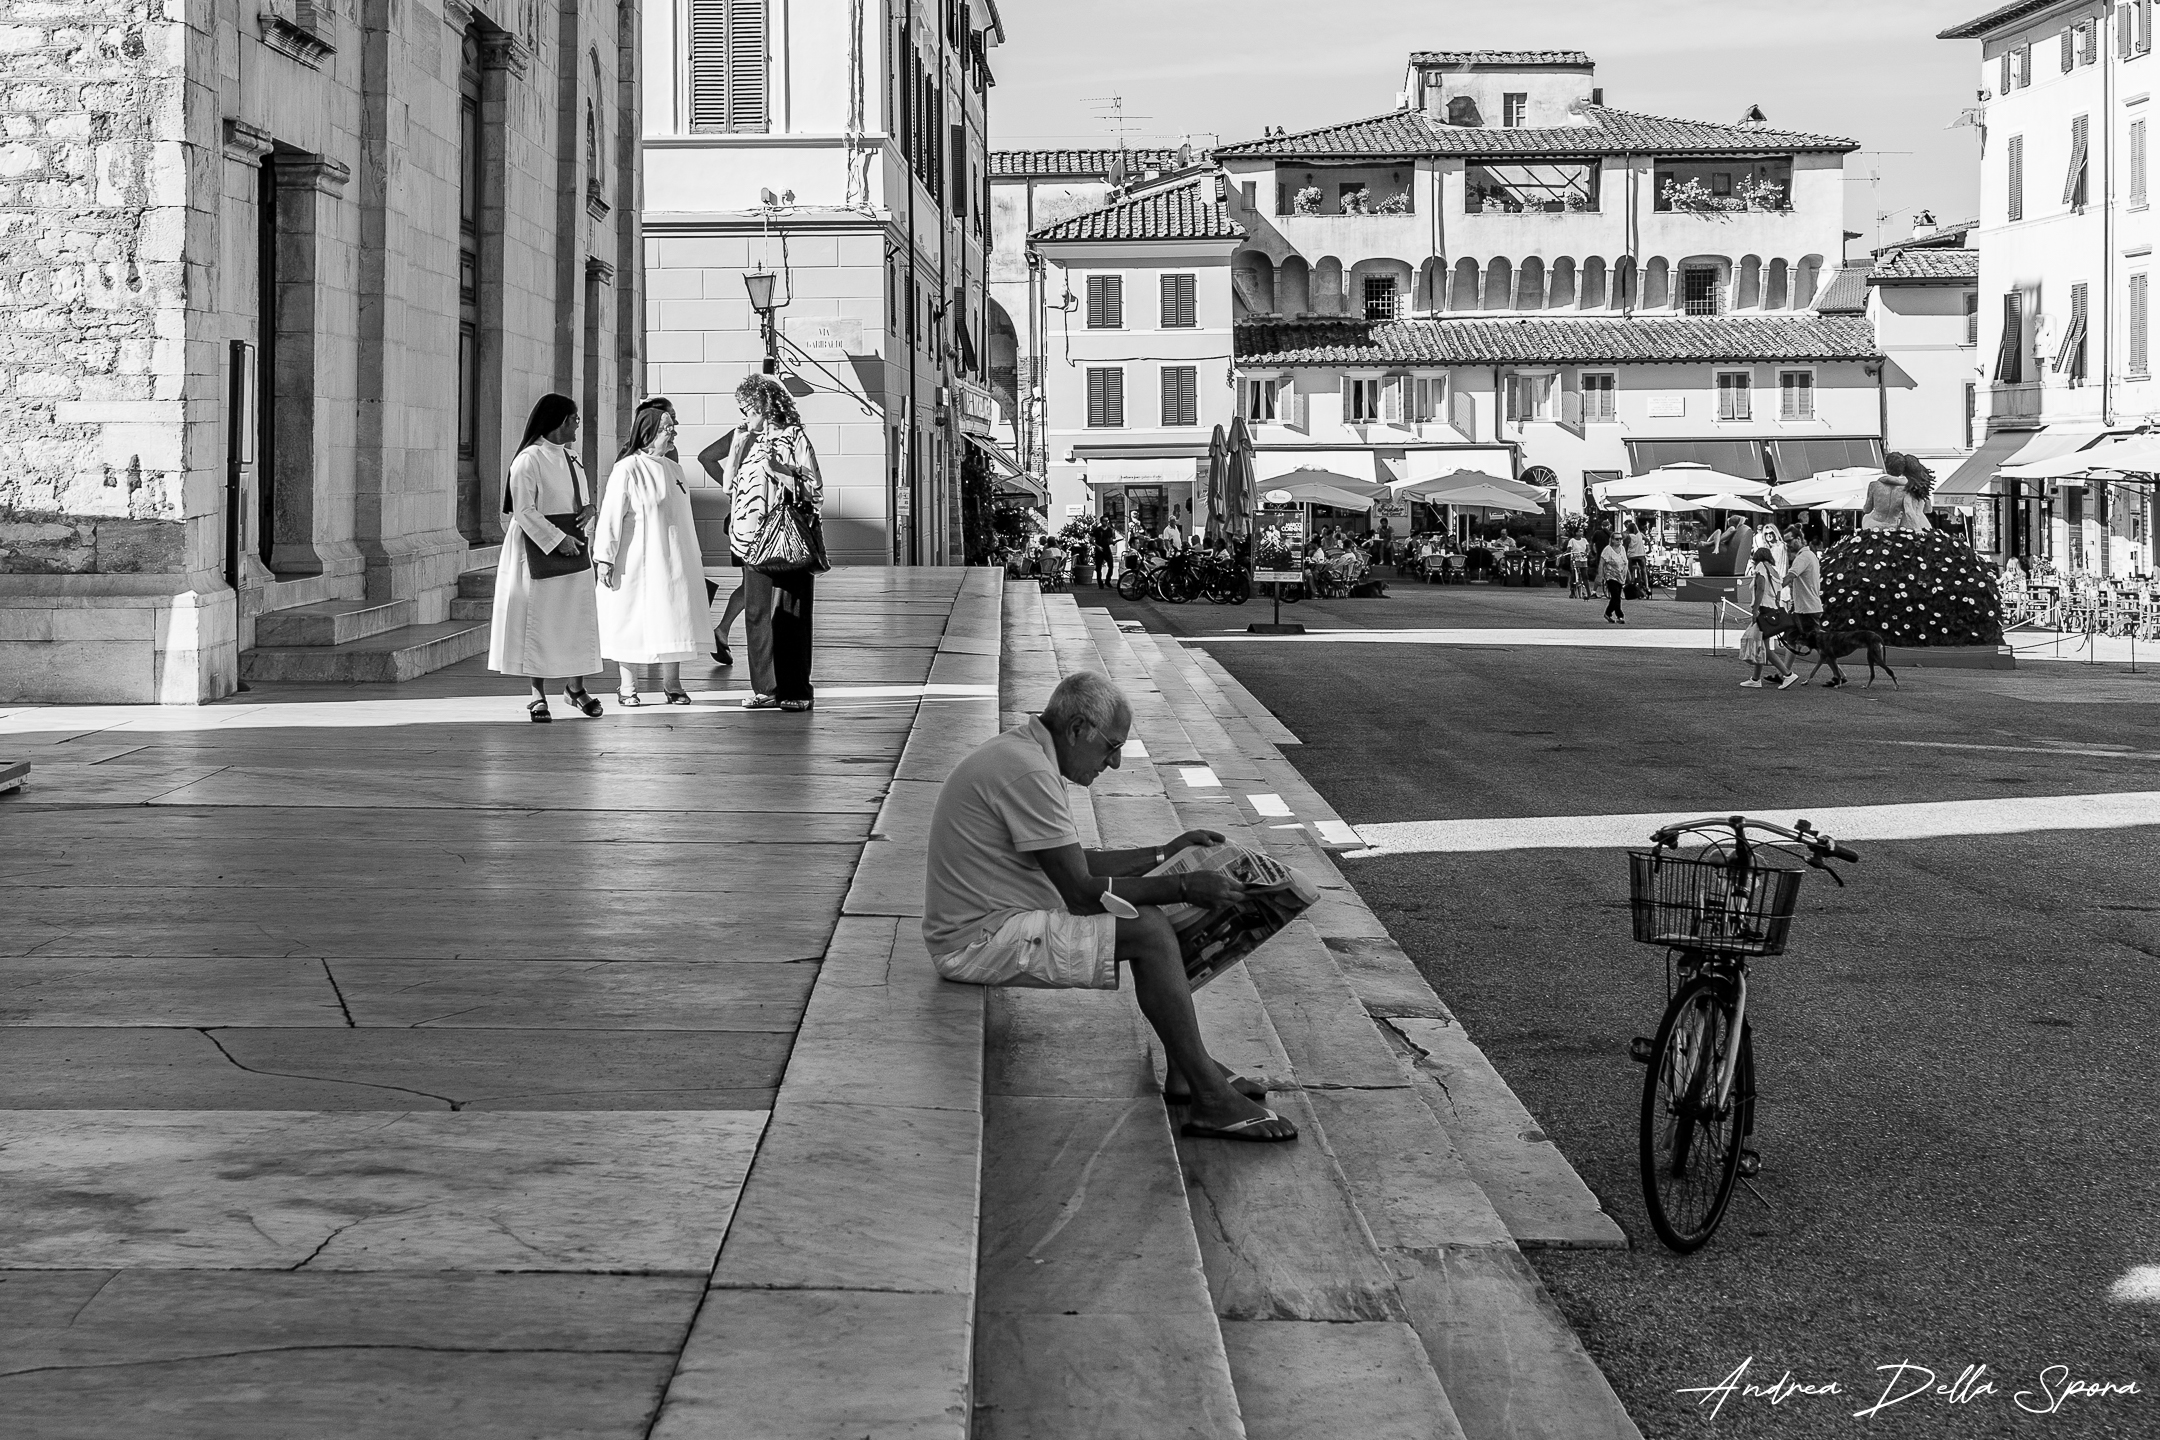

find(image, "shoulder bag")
[522,453,591,579]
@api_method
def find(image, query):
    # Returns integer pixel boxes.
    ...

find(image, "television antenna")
[1851,150,1915,252]
[1082,95,1154,147]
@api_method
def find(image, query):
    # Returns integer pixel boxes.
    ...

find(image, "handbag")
[525,514,591,579]
[743,496,818,574]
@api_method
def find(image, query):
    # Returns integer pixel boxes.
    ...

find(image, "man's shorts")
[931,909,1118,990]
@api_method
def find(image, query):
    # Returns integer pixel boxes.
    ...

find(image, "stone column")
[265,153,351,578]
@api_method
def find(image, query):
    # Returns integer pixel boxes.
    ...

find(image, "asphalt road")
[1095,575,2160,1440]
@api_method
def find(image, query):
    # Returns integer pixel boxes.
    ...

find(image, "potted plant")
[1735,176,1787,211]
[1660,177,1721,215]
[1293,186,1322,215]
[1342,186,1371,215]
[1374,190,1412,215]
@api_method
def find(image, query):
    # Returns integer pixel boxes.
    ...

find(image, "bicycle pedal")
[1737,1148,1761,1178]
[1628,1037,1655,1064]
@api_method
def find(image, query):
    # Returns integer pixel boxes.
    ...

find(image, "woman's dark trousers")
[1605,579,1625,620]
[745,566,815,701]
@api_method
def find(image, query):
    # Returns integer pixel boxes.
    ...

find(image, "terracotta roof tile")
[991,148,1198,178]
[1215,104,1858,160]
[1938,2,2065,40]
[1815,265,1873,314]
[1234,315,1881,366]
[1870,248,1979,283]
[1029,177,1245,244]
[1408,50,1595,67]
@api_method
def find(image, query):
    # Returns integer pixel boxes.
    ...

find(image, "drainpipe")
[1871,358,1888,454]
[903,15,916,565]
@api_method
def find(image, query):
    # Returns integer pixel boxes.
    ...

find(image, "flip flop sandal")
[1180,1109,1297,1143]
[526,700,552,724]
[1162,1076,1270,1105]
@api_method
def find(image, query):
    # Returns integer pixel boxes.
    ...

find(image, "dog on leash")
[1798,626,1898,688]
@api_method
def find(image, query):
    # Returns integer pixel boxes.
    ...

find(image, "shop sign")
[1647,395,1686,418]
[1252,569,1303,585]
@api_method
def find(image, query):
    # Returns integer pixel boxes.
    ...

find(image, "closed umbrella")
[1204,425,1228,538]
[1224,416,1257,537]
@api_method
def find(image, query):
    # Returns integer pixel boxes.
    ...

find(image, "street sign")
[781,317,865,359]
[1251,569,1303,585]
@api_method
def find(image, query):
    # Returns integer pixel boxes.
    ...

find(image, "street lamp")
[744,268,781,374]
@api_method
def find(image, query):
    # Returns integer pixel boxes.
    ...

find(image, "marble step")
[448,597,493,621]
[253,598,414,648]
[457,568,497,600]
[972,583,1247,1440]
[1,758,28,795]
[241,621,490,685]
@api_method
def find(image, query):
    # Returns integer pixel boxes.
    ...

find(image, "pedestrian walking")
[1090,514,1114,588]
[1739,546,1800,690]
[594,403,706,706]
[1623,519,1649,595]
[725,373,824,712]
[489,393,604,721]
[1782,529,1841,686]
[1596,528,1628,623]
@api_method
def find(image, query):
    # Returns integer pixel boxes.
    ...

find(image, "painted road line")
[1180,766,1220,788]
[2109,1266,2160,1303]
[1344,791,2160,857]
[1876,740,2160,762]
[1314,820,1366,849]
[1206,627,1716,649]
[1248,793,1293,817]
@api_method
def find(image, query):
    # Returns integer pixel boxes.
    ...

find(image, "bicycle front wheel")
[1116,568,1147,601]
[1639,974,1753,1252]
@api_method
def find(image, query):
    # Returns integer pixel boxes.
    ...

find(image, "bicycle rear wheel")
[1116,568,1147,601]
[1639,973,1752,1252]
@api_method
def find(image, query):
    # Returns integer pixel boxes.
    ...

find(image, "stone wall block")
[93,516,183,572]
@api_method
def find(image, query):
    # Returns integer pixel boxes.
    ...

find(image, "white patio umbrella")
[1394,467,1545,503]
[2001,434,2160,478]
[1266,468,1390,501]
[1771,468,1876,511]
[1618,462,1774,497]
[1619,491,1706,513]
[1437,484,1544,513]
[1263,477,1379,511]
[1695,492,1772,513]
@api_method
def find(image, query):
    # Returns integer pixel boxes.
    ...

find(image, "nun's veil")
[504,393,577,513]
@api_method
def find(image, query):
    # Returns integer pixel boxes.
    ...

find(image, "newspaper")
[1144,842,1321,991]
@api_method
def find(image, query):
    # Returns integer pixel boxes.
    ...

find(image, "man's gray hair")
[1040,671,1130,734]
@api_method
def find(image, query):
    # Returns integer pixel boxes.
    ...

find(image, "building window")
[2017,43,2031,86]
[1778,370,1815,421]
[688,0,769,133]
[1240,180,1256,211]
[1716,370,1753,421]
[1086,367,1124,427]
[1502,92,1528,127]
[1996,291,2025,383]
[1466,160,1597,213]
[1504,372,1556,421]
[2007,134,2024,222]
[1241,376,1278,422]
[2134,120,2149,207]
[2061,27,2076,72]
[1681,266,1721,316]
[1160,366,1198,426]
[1963,381,1977,449]
[2001,52,2012,93]
[2055,280,2089,381]
[2131,273,2150,377]
[1410,375,1446,422]
[1344,376,1384,423]
[1363,275,1399,321]
[1085,274,1123,328]
[1965,290,1980,345]
[2065,115,2090,208]
[1580,371,1617,422]
[1160,273,1197,328]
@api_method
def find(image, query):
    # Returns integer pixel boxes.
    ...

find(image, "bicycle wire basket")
[1628,851,1805,957]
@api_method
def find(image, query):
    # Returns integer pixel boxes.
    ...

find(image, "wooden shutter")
[2134,274,2151,374]
[1966,291,1980,345]
[689,0,768,133]
[1996,292,2023,383]
[2123,2,2135,55]
[1085,368,1124,427]
[1160,275,1196,328]
[2135,121,2149,206]
[2008,134,2024,221]
[1160,367,1196,426]
[2085,19,2099,63]
[2064,115,2090,207]
[2001,52,2012,94]
[1449,386,1476,438]
[1086,275,1124,328]
[2061,28,2075,71]
[1382,375,1404,423]
[1283,383,1306,429]
[950,126,967,215]
[1560,386,1582,425]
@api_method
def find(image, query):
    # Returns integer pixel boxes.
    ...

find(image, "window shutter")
[1449,386,1475,438]
[1160,274,1196,328]
[1560,387,1582,425]
[2134,274,2150,374]
[2123,3,2135,55]
[2135,121,2149,206]
[1284,383,1306,429]
[1997,292,2024,383]
[690,0,770,133]
[2144,0,2154,55]
[2064,115,2090,207]
[1340,375,1354,421]
[1966,291,1980,345]
[2085,19,2100,63]
[1108,368,1123,426]
[2008,134,2024,221]
[1382,375,1404,422]
[950,126,967,215]
[2062,28,2075,71]
[1086,276,1124,328]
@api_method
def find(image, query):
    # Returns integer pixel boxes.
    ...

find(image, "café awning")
[963,433,1046,502]
[1939,427,2100,497]
[1625,438,1771,480]
[1768,436,1885,482]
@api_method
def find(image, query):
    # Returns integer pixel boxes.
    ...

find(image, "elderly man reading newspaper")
[923,672,1296,1142]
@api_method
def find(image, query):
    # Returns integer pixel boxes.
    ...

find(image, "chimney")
[1911,209,1937,240]
[1737,104,1768,129]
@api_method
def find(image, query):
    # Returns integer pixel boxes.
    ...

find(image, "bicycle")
[1625,815,1859,1252]
[1116,551,1194,603]
[1189,553,1251,605]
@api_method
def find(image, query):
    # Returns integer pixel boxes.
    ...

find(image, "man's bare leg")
[1118,908,1294,1138]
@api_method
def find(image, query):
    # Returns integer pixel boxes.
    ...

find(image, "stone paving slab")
[0,1272,698,1440]
[0,1111,764,1271]
[0,1028,793,1110]
[974,1313,1248,1440]
[651,1289,974,1440]
[1221,1320,1467,1440]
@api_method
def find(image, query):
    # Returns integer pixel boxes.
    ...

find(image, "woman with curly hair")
[724,374,825,711]
[1819,452,2004,647]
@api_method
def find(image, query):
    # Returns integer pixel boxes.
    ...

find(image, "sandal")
[740,693,781,710]
[526,699,552,723]
[1163,1076,1271,1106]
[1180,1108,1298,1143]
[663,690,693,705]
[779,698,813,712]
[711,638,733,666]
[563,686,604,717]
[616,690,644,707]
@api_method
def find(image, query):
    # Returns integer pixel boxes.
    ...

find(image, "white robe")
[593,453,706,663]
[487,441,603,678]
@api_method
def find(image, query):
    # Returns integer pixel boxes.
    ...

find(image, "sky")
[986,1,1993,254]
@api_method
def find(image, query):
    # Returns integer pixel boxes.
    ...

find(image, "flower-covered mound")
[1821,531,2004,648]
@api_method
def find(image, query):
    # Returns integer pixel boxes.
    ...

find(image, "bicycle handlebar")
[1651,813,1860,866]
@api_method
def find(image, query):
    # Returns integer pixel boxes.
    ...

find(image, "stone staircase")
[240,563,496,686]
[974,582,1638,1440]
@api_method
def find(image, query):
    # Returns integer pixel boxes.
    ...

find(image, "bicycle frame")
[1671,951,1750,1120]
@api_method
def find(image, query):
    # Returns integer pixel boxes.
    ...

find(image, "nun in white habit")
[487,392,605,720]
[594,404,706,704]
